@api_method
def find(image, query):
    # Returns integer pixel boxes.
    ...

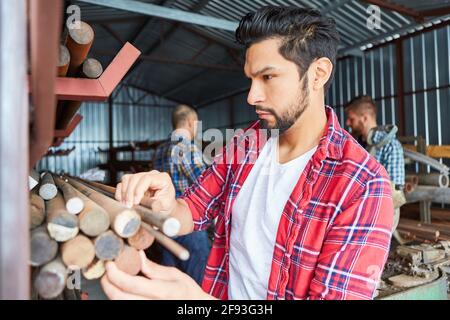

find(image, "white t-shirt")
[228,136,317,299]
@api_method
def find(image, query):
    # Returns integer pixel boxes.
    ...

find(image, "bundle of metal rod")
[56,21,98,131]
[67,177,189,259]
[79,179,163,212]
[65,177,141,238]
[74,178,181,237]
[29,171,192,299]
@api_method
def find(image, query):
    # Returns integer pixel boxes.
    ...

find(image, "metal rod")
[405,185,450,204]
[46,191,79,242]
[141,222,189,261]
[33,257,67,299]
[94,230,124,261]
[30,226,58,267]
[30,189,46,229]
[61,235,95,269]
[114,245,141,276]
[54,175,84,214]
[403,148,449,175]
[78,0,238,31]
[417,173,450,188]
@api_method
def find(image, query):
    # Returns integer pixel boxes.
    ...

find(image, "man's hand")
[101,250,214,300]
[115,171,176,215]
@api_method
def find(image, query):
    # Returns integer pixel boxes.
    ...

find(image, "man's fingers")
[139,251,183,281]
[115,183,122,202]
[145,198,164,213]
[120,175,131,206]
[101,275,149,300]
[133,173,167,208]
[124,173,145,208]
[104,261,181,299]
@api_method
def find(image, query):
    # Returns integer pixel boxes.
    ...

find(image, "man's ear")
[312,57,333,91]
[190,117,196,130]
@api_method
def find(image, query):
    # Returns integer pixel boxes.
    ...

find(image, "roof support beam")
[78,0,239,31]
[93,49,241,71]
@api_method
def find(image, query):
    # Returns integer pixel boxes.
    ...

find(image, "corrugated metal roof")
[73,0,450,107]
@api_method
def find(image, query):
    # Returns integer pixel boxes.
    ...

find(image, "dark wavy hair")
[235,6,340,91]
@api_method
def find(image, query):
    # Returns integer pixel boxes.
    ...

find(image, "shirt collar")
[249,105,346,161]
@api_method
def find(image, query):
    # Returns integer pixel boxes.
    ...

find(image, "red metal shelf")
[53,42,141,101]
[30,42,141,148]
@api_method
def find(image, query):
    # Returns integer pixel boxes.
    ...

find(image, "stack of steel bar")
[30,172,185,300]
[55,21,103,131]
[397,218,450,243]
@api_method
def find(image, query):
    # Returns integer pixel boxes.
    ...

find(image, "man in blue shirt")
[345,95,405,242]
[152,104,210,284]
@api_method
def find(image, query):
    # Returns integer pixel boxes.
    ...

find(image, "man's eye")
[263,75,273,81]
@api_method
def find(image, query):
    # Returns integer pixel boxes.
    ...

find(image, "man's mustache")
[255,106,277,115]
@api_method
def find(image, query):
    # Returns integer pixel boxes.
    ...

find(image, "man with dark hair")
[151,104,211,285]
[345,95,405,242]
[101,6,393,300]
[345,95,378,147]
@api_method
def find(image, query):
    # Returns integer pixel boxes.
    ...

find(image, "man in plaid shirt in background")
[345,96,405,242]
[101,6,394,300]
[152,104,211,285]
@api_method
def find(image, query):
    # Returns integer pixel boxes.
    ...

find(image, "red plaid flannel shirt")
[180,106,393,300]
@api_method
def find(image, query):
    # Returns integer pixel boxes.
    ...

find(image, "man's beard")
[257,74,309,136]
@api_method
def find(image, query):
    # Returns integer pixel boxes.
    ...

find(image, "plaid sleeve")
[307,171,393,300]
[380,140,405,186]
[179,149,229,232]
[178,143,208,185]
